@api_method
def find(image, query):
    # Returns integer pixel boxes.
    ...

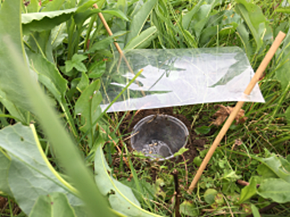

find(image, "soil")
[118,107,207,168]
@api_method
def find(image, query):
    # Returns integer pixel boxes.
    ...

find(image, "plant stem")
[171,169,181,217]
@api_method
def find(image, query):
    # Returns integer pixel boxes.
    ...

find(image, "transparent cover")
[100,47,264,112]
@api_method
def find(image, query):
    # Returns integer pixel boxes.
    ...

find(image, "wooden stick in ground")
[93,4,145,96]
[188,31,286,193]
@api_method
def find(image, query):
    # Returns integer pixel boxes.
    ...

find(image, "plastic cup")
[131,114,189,160]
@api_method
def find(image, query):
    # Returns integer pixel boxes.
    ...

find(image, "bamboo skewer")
[93,4,145,96]
[188,31,286,193]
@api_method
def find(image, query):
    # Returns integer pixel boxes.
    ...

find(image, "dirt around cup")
[131,114,189,160]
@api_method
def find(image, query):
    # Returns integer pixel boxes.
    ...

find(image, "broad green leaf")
[121,178,155,202]
[88,60,106,78]
[0,149,13,196]
[65,54,88,72]
[190,1,218,39]
[6,38,113,217]
[75,80,102,143]
[27,30,54,62]
[182,1,204,30]
[51,23,67,49]
[126,0,157,43]
[257,164,278,179]
[275,28,290,90]
[0,124,86,216]
[235,0,272,51]
[42,0,66,12]
[27,51,67,101]
[29,192,76,217]
[88,31,127,53]
[204,189,218,204]
[94,145,162,217]
[102,9,128,21]
[194,126,211,135]
[26,0,40,13]
[258,155,290,183]
[179,201,199,216]
[74,8,128,26]
[0,0,32,112]
[173,147,189,157]
[22,8,77,34]
[236,22,253,58]
[77,72,89,92]
[258,178,290,203]
[193,156,202,167]
[250,204,260,217]
[125,26,157,50]
[0,90,27,123]
[239,176,259,204]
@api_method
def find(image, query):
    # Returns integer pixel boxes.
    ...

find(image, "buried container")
[131,114,189,160]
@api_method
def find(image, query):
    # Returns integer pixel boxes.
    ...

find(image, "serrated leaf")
[29,192,77,217]
[239,176,258,204]
[258,178,290,203]
[94,145,162,217]
[125,26,157,50]
[126,0,157,43]
[22,8,77,34]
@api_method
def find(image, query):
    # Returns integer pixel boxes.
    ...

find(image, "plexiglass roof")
[100,47,264,112]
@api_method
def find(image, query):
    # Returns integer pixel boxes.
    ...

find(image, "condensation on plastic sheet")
[100,47,265,112]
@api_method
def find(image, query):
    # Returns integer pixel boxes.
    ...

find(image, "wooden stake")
[93,4,145,96]
[188,31,286,193]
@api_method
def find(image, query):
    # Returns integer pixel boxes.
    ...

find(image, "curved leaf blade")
[125,26,157,50]
[94,145,162,217]
[22,8,77,34]
[0,123,85,216]
[126,0,157,43]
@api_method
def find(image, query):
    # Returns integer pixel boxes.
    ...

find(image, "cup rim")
[130,114,189,161]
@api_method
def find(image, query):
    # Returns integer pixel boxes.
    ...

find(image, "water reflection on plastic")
[100,47,264,112]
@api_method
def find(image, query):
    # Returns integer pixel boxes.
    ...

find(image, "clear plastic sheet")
[100,47,264,112]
